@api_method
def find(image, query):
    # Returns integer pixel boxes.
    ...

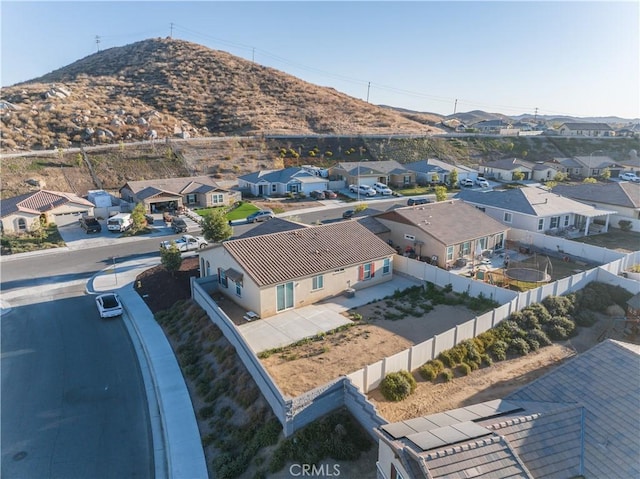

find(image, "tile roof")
[1,190,93,217]
[404,159,477,175]
[482,158,533,171]
[506,340,640,478]
[238,167,323,184]
[573,155,621,169]
[457,186,614,217]
[233,217,307,239]
[375,200,508,246]
[122,175,224,196]
[334,160,409,176]
[553,182,640,208]
[561,122,613,130]
[550,157,583,168]
[223,221,396,287]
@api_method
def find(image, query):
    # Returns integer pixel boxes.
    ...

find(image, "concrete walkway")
[239,274,422,353]
[88,258,207,479]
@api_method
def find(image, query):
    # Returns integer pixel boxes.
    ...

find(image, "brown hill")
[0,37,444,152]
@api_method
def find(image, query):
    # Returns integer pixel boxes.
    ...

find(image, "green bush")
[381,371,414,401]
[494,320,526,342]
[578,282,612,312]
[437,350,457,368]
[480,354,493,367]
[545,316,576,340]
[419,360,444,381]
[457,363,472,376]
[522,303,552,325]
[509,337,530,356]
[527,328,552,347]
[574,309,597,327]
[542,295,574,316]
[440,369,454,382]
[489,340,508,361]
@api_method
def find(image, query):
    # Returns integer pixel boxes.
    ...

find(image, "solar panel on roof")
[381,422,419,440]
[406,430,448,451]
[406,422,493,452]
[423,411,461,427]
[446,407,483,423]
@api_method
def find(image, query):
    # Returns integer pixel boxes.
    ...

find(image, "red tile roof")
[1,190,93,217]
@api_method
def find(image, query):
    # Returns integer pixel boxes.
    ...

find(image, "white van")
[107,213,133,232]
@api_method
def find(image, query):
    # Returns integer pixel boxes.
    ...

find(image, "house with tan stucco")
[198,221,396,318]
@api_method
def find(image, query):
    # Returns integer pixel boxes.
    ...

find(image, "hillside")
[0,37,445,152]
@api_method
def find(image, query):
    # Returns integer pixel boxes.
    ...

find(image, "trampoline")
[504,267,551,284]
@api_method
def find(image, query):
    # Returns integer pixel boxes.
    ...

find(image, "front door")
[276,282,294,312]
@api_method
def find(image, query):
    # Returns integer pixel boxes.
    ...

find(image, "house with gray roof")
[373,200,509,268]
[329,160,416,188]
[404,159,477,186]
[546,156,624,179]
[456,186,616,236]
[558,122,615,137]
[119,175,240,213]
[237,167,329,197]
[481,158,557,182]
[376,339,640,479]
[1,189,94,234]
[198,221,396,318]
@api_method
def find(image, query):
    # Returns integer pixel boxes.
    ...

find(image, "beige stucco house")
[374,200,509,269]
[1,190,94,234]
[329,160,416,188]
[119,175,240,213]
[198,221,397,318]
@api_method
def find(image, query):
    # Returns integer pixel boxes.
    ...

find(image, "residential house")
[198,221,396,318]
[457,186,616,236]
[376,339,640,479]
[553,182,640,223]
[546,156,624,179]
[472,119,511,134]
[1,189,94,234]
[373,200,509,268]
[480,158,534,181]
[558,122,615,137]
[237,167,329,197]
[404,159,477,185]
[329,161,416,188]
[119,175,240,213]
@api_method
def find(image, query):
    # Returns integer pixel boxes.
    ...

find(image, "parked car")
[372,182,393,195]
[407,198,432,206]
[79,216,102,234]
[107,213,133,232]
[310,190,326,200]
[144,214,155,225]
[459,178,474,187]
[95,293,123,318]
[349,184,377,197]
[160,234,208,252]
[323,190,338,199]
[342,209,355,219]
[171,217,188,233]
[475,177,489,187]
[246,209,275,223]
[620,172,640,183]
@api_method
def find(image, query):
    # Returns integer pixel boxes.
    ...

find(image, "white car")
[95,293,123,318]
[475,177,489,187]
[373,182,393,195]
[620,172,640,183]
[349,184,376,197]
[459,178,474,187]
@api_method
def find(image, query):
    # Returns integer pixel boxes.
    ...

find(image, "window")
[383,258,391,275]
[186,193,197,204]
[217,268,228,288]
[276,282,294,311]
[211,193,224,204]
[550,216,560,228]
[495,232,504,250]
[503,212,512,223]
[404,234,415,241]
[403,175,411,185]
[359,262,375,280]
[287,183,300,193]
[271,184,277,193]
[461,241,471,256]
[17,218,27,231]
[564,215,570,227]
[446,246,454,261]
[235,282,242,297]
[538,218,544,231]
[312,275,324,290]
[333,268,345,274]
[478,237,487,250]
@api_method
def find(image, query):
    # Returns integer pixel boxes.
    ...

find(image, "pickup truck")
[160,234,208,252]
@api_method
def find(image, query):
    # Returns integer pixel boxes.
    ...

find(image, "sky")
[1,1,639,119]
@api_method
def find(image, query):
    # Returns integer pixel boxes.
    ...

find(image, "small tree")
[431,173,439,184]
[449,169,458,188]
[553,171,568,182]
[583,177,597,184]
[160,242,182,277]
[512,170,525,181]
[201,209,232,243]
[131,202,147,232]
[434,185,448,202]
[599,168,611,181]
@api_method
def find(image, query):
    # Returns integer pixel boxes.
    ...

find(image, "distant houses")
[558,122,615,137]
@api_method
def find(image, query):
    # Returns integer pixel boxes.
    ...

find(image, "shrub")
[527,328,552,347]
[381,371,415,401]
[619,219,632,231]
[543,295,574,317]
[480,354,493,367]
[489,340,508,361]
[494,320,526,342]
[574,309,597,327]
[523,303,552,325]
[419,360,444,381]
[545,316,576,340]
[577,282,611,312]
[457,363,472,376]
[440,369,454,382]
[437,350,457,368]
[509,337,530,356]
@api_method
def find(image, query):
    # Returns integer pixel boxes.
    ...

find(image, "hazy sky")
[1,1,638,119]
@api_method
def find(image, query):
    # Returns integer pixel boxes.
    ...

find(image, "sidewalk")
[88,257,207,479]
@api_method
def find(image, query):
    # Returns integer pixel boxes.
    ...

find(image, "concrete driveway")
[238,274,422,353]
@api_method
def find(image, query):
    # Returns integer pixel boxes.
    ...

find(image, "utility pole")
[252,47,255,63]
[454,99,458,114]
[95,35,101,52]
[534,107,538,122]
[170,22,174,38]
[366,82,371,103]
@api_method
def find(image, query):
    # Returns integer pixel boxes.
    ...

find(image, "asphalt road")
[1,288,153,478]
